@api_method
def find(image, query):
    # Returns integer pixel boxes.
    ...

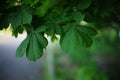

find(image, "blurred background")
[0,27,120,80]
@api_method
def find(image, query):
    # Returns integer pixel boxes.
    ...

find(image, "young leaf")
[26,33,43,61]
[16,36,30,57]
[10,6,32,28]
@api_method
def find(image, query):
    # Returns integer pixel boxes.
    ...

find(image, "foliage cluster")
[0,0,120,61]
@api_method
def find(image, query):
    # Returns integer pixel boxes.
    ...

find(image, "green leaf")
[76,25,97,36]
[77,0,92,10]
[36,25,48,33]
[26,33,43,61]
[71,11,85,24]
[16,30,48,61]
[34,0,51,17]
[78,31,92,47]
[61,23,71,32]
[46,20,63,35]
[16,36,30,57]
[35,32,48,48]
[12,26,24,37]
[60,29,83,53]
[60,24,96,53]
[10,6,32,28]
[24,24,34,32]
[46,25,55,35]
[55,25,62,35]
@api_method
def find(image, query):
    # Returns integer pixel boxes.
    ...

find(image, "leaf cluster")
[0,0,120,61]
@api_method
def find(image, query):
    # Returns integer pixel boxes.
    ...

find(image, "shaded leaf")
[78,31,92,47]
[10,6,32,28]
[46,21,63,35]
[55,25,62,35]
[46,25,55,35]
[71,11,85,24]
[12,26,24,37]
[36,25,48,33]
[76,25,97,36]
[0,15,9,30]
[7,0,17,8]
[77,0,92,10]
[23,0,39,6]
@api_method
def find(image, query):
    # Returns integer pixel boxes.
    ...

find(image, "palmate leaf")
[26,32,48,61]
[16,30,48,61]
[26,33,43,61]
[10,6,32,29]
[60,25,97,53]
